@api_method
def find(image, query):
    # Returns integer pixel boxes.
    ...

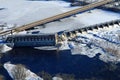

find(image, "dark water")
[0,47,120,80]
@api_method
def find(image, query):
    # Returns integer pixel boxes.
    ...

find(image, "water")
[0,47,120,80]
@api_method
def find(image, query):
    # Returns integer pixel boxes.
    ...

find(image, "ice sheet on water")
[0,0,74,26]
[90,24,120,44]
[0,44,12,53]
[69,25,120,63]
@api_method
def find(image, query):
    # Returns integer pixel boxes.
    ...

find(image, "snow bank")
[52,77,63,80]
[0,44,12,53]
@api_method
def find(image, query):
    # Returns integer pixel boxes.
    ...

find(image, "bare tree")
[38,71,52,80]
[11,64,27,80]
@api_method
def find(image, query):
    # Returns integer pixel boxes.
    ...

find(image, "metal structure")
[5,34,58,47]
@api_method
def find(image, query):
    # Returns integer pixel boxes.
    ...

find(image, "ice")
[70,24,120,63]
[75,9,120,26]
[38,9,120,33]
[0,44,12,53]
[90,24,120,44]
[52,77,63,80]
[0,0,76,26]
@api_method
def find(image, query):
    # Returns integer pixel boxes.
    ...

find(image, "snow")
[75,9,120,26]
[0,44,12,53]
[52,77,63,80]
[38,9,120,33]
[90,24,120,44]
[0,0,76,26]
[70,24,120,63]
[4,62,43,80]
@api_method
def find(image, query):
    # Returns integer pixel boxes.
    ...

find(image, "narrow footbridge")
[0,0,112,36]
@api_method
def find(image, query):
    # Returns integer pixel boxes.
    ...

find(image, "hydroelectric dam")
[1,0,119,48]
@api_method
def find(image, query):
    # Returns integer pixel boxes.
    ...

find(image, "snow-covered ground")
[0,44,12,53]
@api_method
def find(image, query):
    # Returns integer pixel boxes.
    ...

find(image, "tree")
[11,64,27,80]
[38,71,52,80]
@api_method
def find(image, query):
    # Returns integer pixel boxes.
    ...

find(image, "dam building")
[5,34,59,48]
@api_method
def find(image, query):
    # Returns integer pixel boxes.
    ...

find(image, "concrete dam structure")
[4,19,120,48]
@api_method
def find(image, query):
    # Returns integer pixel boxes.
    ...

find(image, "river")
[0,47,120,80]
